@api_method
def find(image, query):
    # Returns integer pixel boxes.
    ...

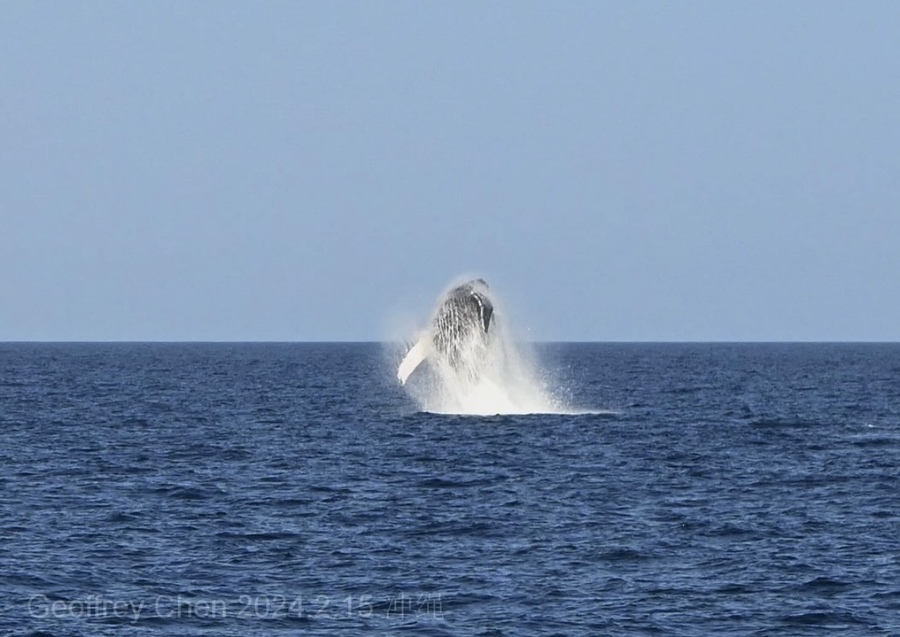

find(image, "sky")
[2,2,898,341]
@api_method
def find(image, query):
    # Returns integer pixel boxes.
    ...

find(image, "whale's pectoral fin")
[397,335,430,385]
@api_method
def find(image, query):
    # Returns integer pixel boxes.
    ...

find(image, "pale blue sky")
[2,2,898,341]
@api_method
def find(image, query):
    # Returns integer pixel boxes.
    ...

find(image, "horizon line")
[2,340,899,345]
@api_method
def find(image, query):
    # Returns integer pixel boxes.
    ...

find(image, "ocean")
[1,342,898,636]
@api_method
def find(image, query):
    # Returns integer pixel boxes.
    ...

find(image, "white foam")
[395,282,577,415]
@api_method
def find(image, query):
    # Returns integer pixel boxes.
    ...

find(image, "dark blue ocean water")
[1,343,899,636]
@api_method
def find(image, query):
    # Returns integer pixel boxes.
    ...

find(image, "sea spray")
[395,279,568,415]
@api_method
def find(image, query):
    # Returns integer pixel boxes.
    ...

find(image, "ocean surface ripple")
[1,343,899,636]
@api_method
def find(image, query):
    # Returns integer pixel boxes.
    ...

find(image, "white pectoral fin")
[397,335,429,385]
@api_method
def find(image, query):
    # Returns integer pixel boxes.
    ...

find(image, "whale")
[397,279,495,385]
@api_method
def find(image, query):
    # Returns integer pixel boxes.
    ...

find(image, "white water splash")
[395,281,570,415]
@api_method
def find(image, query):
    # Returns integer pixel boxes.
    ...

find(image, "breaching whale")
[397,279,495,385]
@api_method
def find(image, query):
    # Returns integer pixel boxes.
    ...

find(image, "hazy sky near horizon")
[2,2,898,341]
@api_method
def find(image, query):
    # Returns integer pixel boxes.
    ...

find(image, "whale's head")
[431,279,494,367]
[396,278,496,386]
